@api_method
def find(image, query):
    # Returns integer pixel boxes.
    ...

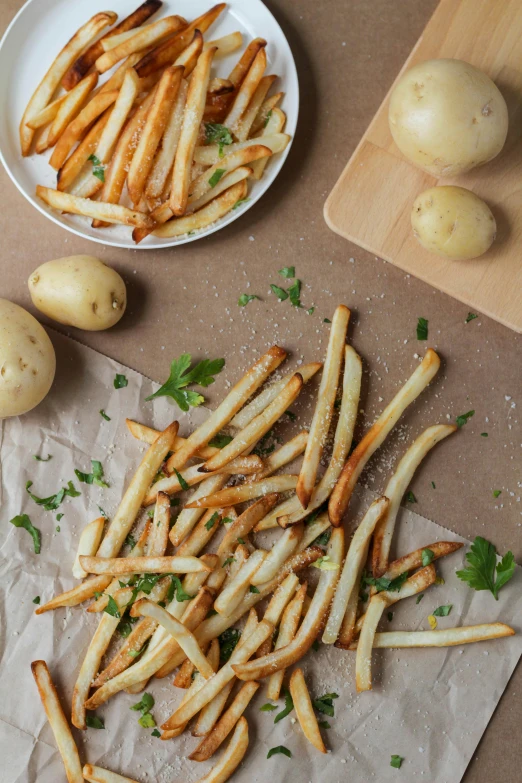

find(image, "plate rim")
[0,0,299,250]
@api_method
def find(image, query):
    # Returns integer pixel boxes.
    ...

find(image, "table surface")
[1,1,520,780]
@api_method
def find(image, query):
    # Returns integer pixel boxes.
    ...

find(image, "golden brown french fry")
[194,132,290,167]
[208,77,234,96]
[372,425,457,576]
[162,621,272,729]
[35,575,112,615]
[72,517,105,579]
[170,47,216,216]
[190,682,259,761]
[50,91,118,171]
[256,346,362,531]
[91,91,156,227]
[229,38,267,89]
[99,52,144,94]
[255,573,300,659]
[147,491,170,556]
[187,166,252,214]
[349,624,515,650]
[192,680,234,736]
[143,454,262,506]
[170,476,229,547]
[144,78,187,203]
[251,525,303,585]
[26,92,70,130]
[266,582,307,700]
[235,74,277,142]
[322,497,389,645]
[80,554,210,576]
[189,145,271,204]
[130,600,214,678]
[200,374,303,474]
[56,112,111,190]
[36,186,153,228]
[185,475,298,509]
[176,507,233,558]
[174,29,204,78]
[248,430,309,483]
[297,305,350,509]
[31,661,83,783]
[173,649,208,689]
[214,550,267,615]
[95,16,186,73]
[46,72,98,149]
[355,565,437,691]
[204,31,243,57]
[250,107,286,179]
[224,48,266,135]
[334,539,369,650]
[101,30,143,52]
[233,531,344,681]
[329,349,441,526]
[384,541,464,580]
[250,92,284,136]
[126,418,218,457]
[166,346,286,472]
[84,547,322,708]
[192,716,249,782]
[62,1,163,90]
[127,66,183,205]
[289,668,326,753]
[298,512,331,551]
[83,765,141,783]
[136,4,225,78]
[20,12,116,155]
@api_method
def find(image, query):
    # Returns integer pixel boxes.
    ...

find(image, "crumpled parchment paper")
[1,331,521,783]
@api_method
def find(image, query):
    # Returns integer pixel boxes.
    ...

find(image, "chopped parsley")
[100,410,111,421]
[56,525,61,532]
[104,595,121,618]
[232,198,250,209]
[56,513,64,522]
[75,460,109,488]
[223,556,235,567]
[285,410,297,421]
[98,505,108,518]
[208,168,226,188]
[324,318,332,323]
[363,571,408,594]
[88,154,105,182]
[113,373,128,389]
[390,754,403,769]
[145,354,224,411]
[404,490,417,503]
[10,514,41,554]
[205,512,220,531]
[238,293,260,307]
[219,628,241,662]
[204,122,233,151]
[33,595,41,604]
[33,454,52,462]
[249,585,260,593]
[421,548,435,566]
[481,432,488,437]
[263,110,273,128]
[26,479,80,511]
[465,312,478,323]
[318,720,331,729]
[139,712,156,728]
[456,536,515,600]
[274,688,294,723]
[260,703,277,712]
[237,537,245,545]
[267,745,291,759]
[493,489,502,498]
[456,410,474,428]
[311,555,339,571]
[416,593,424,604]
[278,266,295,278]
[124,533,136,550]
[312,692,338,717]
[270,284,289,301]
[416,317,428,340]
[151,728,161,737]
[167,575,193,603]
[307,307,315,315]
[130,692,156,728]
[387,611,394,621]
[431,481,436,489]
[432,604,452,617]
[208,433,234,448]
[287,279,302,308]
[86,715,105,729]
[174,468,189,491]
[312,529,331,548]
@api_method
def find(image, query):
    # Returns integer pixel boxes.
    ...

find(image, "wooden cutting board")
[324,0,522,333]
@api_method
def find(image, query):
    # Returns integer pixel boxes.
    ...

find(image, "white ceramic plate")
[0,0,298,249]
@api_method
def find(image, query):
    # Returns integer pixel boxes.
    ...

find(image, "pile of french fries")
[19,2,291,243]
[31,305,514,783]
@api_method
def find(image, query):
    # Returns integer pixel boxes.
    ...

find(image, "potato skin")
[389,59,508,176]
[28,255,127,331]
[0,299,56,418]
[411,186,496,260]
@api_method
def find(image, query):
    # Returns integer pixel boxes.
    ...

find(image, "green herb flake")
[33,454,52,462]
[278,266,295,278]
[232,198,250,209]
[104,595,121,619]
[56,525,61,532]
[98,505,108,518]
[312,555,339,572]
[223,556,236,567]
[145,354,224,411]
[431,481,436,489]
[219,628,241,663]
[433,604,452,617]
[404,490,417,503]
[285,410,297,421]
[493,489,502,498]
[307,307,315,315]
[260,703,278,712]
[311,639,320,652]
[312,692,338,718]
[174,468,190,492]
[456,410,475,428]
[205,512,220,531]
[267,745,291,759]
[416,593,424,604]
[204,122,233,147]
[88,154,105,182]
[33,595,41,604]
[130,693,154,713]
[313,530,331,548]
[263,110,273,128]
[318,720,331,729]
[274,689,294,724]
[166,575,193,604]
[456,536,515,600]
[270,284,289,301]
[138,712,156,728]
[238,293,259,307]
[465,312,478,323]
[114,373,128,389]
[387,611,394,621]
[288,279,302,308]
[323,318,332,323]
[86,715,105,729]
[75,460,109,488]
[390,754,403,769]
[151,728,161,737]
[10,514,41,554]
[208,434,234,449]
[481,432,488,437]
[208,168,226,188]
[237,537,245,545]
[100,410,111,421]
[125,533,136,550]
[421,548,435,566]
[26,479,80,511]
[56,513,64,521]
[363,572,408,594]
[249,585,260,593]
[416,317,428,340]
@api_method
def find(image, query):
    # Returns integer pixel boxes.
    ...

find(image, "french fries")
[251,525,303,585]
[56,112,111,190]
[189,144,272,204]
[35,575,112,614]
[372,424,457,576]
[62,1,163,90]
[214,549,267,615]
[170,475,229,547]
[193,716,249,783]
[95,15,186,74]
[384,541,464,580]
[247,430,308,482]
[184,475,298,508]
[250,92,284,136]
[329,349,441,526]
[251,107,286,180]
[126,418,218,457]
[72,517,105,579]
[36,186,154,228]
[289,668,327,753]
[322,497,389,645]
[193,132,290,166]
[144,78,188,203]
[235,74,277,142]
[224,47,267,135]
[45,72,99,149]
[349,624,515,650]
[50,90,118,171]
[147,491,171,555]
[80,554,211,575]
[83,765,141,783]
[297,305,350,509]
[266,582,307,700]
[204,31,243,57]
[31,661,83,783]
[190,682,259,761]
[229,38,266,89]
[20,12,116,155]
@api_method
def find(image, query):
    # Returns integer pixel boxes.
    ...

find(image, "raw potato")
[28,256,126,331]
[411,186,496,260]
[0,299,56,418]
[389,59,508,176]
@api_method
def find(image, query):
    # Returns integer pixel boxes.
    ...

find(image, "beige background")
[1,1,520,780]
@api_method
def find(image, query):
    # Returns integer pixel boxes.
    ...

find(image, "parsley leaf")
[313,529,331,548]
[208,434,234,448]
[433,604,452,617]
[151,728,161,737]
[324,318,332,323]
[387,611,394,621]
[416,593,424,604]
[260,703,277,712]
[75,460,109,488]
[104,595,121,618]
[288,279,302,308]
[249,585,260,593]
[456,536,515,600]
[26,480,80,511]
[10,514,41,554]
[274,688,294,723]
[88,154,105,182]
[131,693,154,713]
[86,715,105,729]
[263,110,273,128]
[208,168,226,187]
[456,410,474,428]
[311,555,339,571]
[481,432,488,437]
[223,556,235,567]
[174,468,189,491]
[139,712,156,728]
[219,628,241,662]
[312,691,338,717]
[267,745,291,759]
[465,312,478,323]
[404,490,417,503]
[125,533,136,550]
[416,317,428,340]
[204,122,233,147]
[318,720,331,729]
[493,489,502,498]
[100,409,111,421]
[167,575,193,603]
[145,354,225,411]
[238,293,259,307]
[33,595,41,604]
[270,284,289,301]
[421,548,435,566]
[279,266,295,278]
[363,572,408,594]
[390,754,403,769]
[114,374,128,389]
[232,198,250,209]
[98,505,108,518]
[205,512,220,531]
[33,454,52,462]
